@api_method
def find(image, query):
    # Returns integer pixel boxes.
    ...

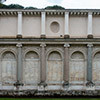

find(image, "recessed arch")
[2,51,15,60]
[70,51,85,82]
[1,51,17,84]
[48,51,62,60]
[71,51,84,59]
[25,51,39,60]
[94,51,100,59]
[93,51,100,82]
[47,51,63,84]
[24,51,40,84]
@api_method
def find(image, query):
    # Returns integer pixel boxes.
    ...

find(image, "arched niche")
[71,51,84,59]
[47,51,63,84]
[70,51,85,82]
[93,52,100,82]
[24,51,40,84]
[2,51,16,84]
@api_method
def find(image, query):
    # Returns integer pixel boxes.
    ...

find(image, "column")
[63,43,70,86]
[87,12,93,38]
[16,43,23,85]
[17,12,22,38]
[87,44,94,86]
[41,12,46,38]
[40,43,46,86]
[64,12,70,38]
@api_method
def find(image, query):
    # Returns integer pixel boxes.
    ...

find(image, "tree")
[7,4,24,9]
[45,5,65,10]
[25,7,37,10]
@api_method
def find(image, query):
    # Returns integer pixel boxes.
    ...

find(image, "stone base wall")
[0,38,99,96]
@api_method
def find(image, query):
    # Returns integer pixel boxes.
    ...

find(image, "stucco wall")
[93,16,100,38]
[0,16,17,37]
[46,15,64,38]
[22,16,41,38]
[69,16,87,38]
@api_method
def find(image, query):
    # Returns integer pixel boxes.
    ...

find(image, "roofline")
[0,9,100,12]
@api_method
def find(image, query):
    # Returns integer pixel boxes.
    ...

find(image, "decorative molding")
[87,44,93,48]
[64,43,70,48]
[0,10,100,16]
[40,43,46,47]
[16,43,22,48]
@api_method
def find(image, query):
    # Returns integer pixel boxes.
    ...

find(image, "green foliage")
[0,3,65,10]
[25,6,37,10]
[0,4,24,9]
[7,4,24,9]
[45,5,65,10]
[0,3,8,8]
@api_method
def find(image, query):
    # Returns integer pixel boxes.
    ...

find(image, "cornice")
[0,9,100,16]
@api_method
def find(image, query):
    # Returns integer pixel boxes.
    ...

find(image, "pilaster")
[41,12,46,38]
[86,44,94,87]
[15,43,23,87]
[39,43,46,87]
[64,12,70,38]
[63,43,70,87]
[17,12,22,38]
[87,12,93,38]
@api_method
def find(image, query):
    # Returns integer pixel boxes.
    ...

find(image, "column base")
[63,81,69,88]
[86,81,95,87]
[38,81,47,87]
[64,35,70,38]
[87,35,93,38]
[17,35,22,38]
[14,81,24,87]
[41,35,46,38]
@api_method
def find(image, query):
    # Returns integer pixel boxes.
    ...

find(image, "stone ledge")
[0,90,100,97]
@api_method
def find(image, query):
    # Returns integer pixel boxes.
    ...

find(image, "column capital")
[87,44,93,48]
[64,43,70,48]
[40,43,46,47]
[16,43,22,48]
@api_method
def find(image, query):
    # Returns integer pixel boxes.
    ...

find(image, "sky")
[4,0,100,9]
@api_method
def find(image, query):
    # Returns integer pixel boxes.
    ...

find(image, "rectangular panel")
[46,16,64,38]
[47,61,63,83]
[93,60,100,81]
[0,16,17,37]
[69,16,87,38]
[70,61,85,82]
[24,60,39,84]
[93,16,100,38]
[22,16,41,38]
[2,60,16,84]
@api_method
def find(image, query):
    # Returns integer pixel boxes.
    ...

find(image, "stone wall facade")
[0,9,100,96]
